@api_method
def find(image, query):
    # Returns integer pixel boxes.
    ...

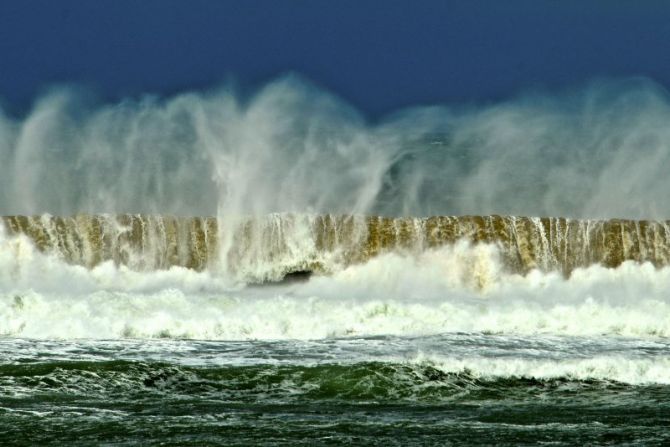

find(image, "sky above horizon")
[1,0,670,116]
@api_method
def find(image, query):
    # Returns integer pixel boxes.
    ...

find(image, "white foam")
[412,354,670,385]
[1,230,670,340]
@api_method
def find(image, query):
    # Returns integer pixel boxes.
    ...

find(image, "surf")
[3,213,670,282]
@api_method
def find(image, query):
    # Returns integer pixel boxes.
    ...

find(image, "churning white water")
[3,76,670,391]
[2,226,669,341]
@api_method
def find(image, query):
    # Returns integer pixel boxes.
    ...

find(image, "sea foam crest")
[1,227,670,340]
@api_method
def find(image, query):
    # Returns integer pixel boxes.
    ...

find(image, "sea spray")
[1,77,670,220]
[2,77,670,445]
[5,77,670,286]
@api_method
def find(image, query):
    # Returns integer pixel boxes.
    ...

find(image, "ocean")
[1,213,670,445]
[1,78,670,445]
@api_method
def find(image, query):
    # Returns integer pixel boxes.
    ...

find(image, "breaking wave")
[2,76,670,342]
[2,356,669,403]
[1,222,670,340]
[4,213,670,282]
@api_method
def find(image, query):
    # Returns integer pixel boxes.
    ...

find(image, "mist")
[1,75,669,220]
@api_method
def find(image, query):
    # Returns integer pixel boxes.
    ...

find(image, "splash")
[2,76,670,341]
[3,213,670,282]
[1,76,670,220]
[1,224,670,340]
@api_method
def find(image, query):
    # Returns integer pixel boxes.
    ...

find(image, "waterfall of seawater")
[3,213,670,283]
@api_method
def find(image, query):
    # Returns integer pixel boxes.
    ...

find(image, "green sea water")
[2,335,669,446]
[3,215,670,445]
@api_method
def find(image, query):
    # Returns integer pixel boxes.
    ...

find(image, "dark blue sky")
[1,0,670,116]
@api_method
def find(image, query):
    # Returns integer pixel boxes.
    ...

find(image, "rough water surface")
[1,215,670,445]
[3,78,670,445]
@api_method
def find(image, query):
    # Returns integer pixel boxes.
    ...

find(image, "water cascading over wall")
[3,214,670,282]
